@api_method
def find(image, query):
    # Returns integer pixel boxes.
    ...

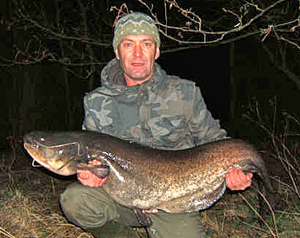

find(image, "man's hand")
[225,167,253,191]
[143,208,158,214]
[77,160,107,187]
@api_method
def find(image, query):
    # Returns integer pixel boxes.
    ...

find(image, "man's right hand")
[77,160,108,187]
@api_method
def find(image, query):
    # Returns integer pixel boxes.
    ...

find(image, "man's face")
[115,34,160,86]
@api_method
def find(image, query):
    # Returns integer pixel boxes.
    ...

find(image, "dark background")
[0,0,299,148]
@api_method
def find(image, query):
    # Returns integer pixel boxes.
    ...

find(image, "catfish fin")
[77,163,110,179]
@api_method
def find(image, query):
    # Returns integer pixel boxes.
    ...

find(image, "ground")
[0,141,299,238]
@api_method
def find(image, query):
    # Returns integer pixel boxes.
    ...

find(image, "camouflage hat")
[112,12,160,51]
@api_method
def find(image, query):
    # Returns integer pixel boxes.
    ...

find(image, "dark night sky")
[158,46,230,121]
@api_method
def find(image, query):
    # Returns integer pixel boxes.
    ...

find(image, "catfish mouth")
[24,142,53,170]
[31,156,51,170]
[23,140,81,176]
[24,143,53,171]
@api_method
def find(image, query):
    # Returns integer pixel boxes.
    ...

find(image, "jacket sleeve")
[189,86,227,146]
[81,93,113,133]
[82,94,99,131]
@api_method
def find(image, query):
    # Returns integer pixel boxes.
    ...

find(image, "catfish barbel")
[23,130,278,215]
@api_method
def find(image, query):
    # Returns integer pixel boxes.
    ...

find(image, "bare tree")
[131,0,300,90]
[134,0,299,47]
[0,0,113,80]
[0,0,117,134]
[1,0,299,89]
[2,0,299,74]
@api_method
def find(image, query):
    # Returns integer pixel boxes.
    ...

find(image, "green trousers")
[60,182,207,238]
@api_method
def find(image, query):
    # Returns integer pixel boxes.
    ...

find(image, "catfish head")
[23,131,86,176]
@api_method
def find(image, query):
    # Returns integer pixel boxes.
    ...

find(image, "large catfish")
[23,130,279,216]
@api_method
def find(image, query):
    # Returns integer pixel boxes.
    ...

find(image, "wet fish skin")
[23,130,278,214]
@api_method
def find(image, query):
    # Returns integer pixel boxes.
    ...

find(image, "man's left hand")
[225,167,253,191]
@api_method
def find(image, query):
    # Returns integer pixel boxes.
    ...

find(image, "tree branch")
[137,0,299,47]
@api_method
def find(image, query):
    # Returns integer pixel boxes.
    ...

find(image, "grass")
[202,188,300,238]
[0,168,93,238]
[0,189,93,238]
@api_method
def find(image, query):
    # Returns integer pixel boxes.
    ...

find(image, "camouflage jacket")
[82,58,227,150]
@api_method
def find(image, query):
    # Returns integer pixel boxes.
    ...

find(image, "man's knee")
[60,183,90,227]
[60,182,90,214]
[60,182,118,229]
[60,182,82,209]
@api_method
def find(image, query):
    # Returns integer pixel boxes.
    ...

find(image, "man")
[60,12,252,238]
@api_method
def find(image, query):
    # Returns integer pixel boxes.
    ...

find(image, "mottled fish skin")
[24,130,277,214]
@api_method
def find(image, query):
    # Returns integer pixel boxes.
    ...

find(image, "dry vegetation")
[0,151,94,238]
[0,109,299,238]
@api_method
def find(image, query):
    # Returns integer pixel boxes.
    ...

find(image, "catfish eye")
[58,149,63,154]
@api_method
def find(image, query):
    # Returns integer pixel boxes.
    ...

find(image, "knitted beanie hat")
[112,12,160,51]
